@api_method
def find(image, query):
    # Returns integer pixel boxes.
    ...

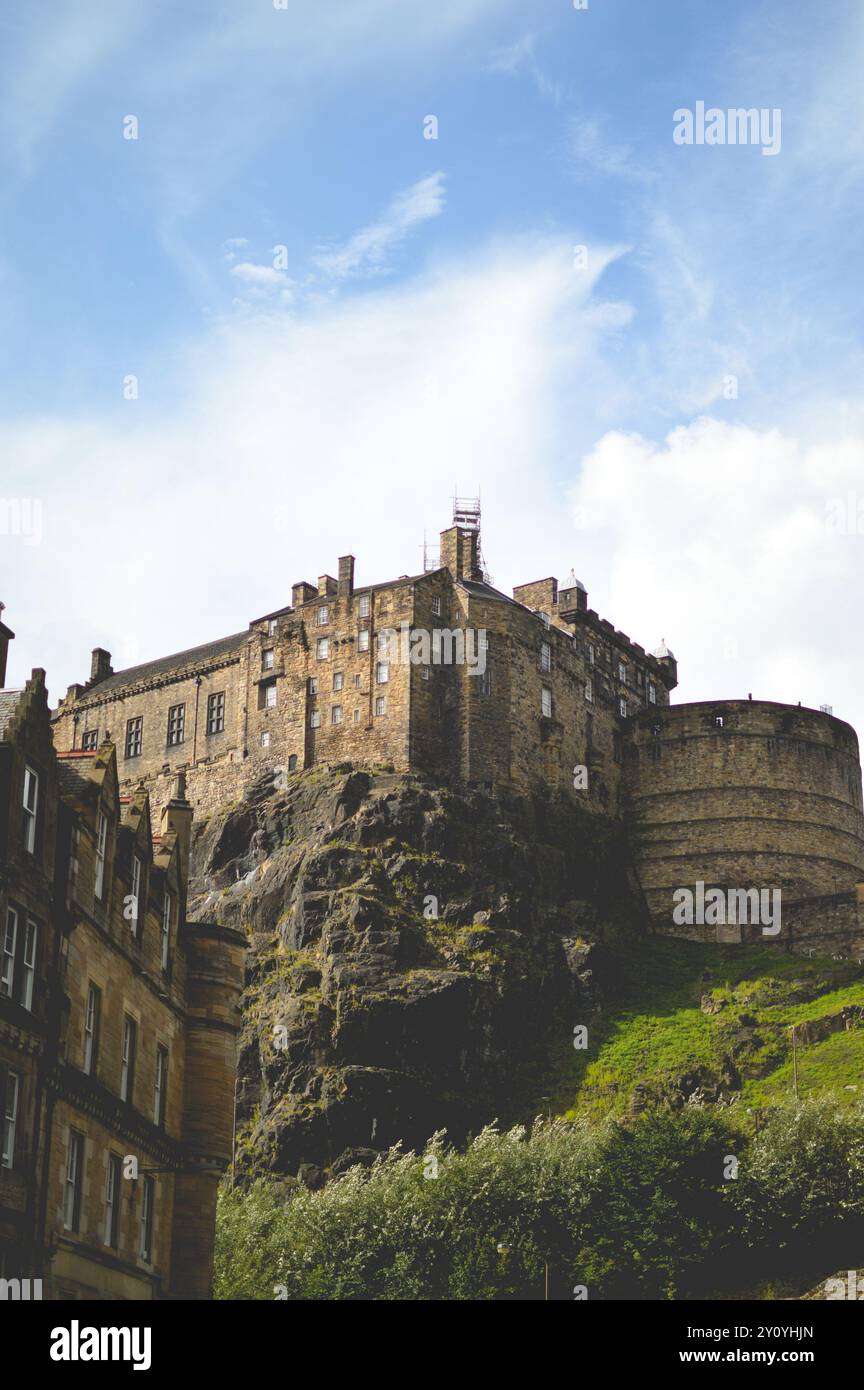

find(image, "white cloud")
[569,418,864,735]
[2,235,627,697]
[313,173,447,280]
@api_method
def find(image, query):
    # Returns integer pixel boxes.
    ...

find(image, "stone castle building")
[45,509,864,959]
[0,654,244,1299]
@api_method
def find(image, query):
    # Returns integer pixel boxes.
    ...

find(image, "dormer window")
[268,619,278,635]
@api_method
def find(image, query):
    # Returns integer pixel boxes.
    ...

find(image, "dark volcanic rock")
[188,766,642,1179]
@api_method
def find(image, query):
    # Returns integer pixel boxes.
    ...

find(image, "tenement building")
[0,656,244,1299]
[44,507,864,958]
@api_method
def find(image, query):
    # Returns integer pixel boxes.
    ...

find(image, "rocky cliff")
[187,765,645,1183]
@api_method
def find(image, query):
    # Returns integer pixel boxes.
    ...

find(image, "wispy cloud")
[568,114,655,184]
[483,33,565,105]
[313,173,447,280]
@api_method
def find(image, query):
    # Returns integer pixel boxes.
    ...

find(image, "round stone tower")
[624,700,864,933]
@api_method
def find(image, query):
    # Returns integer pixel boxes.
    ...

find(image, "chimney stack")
[90,648,113,684]
[0,604,14,687]
[338,555,355,599]
[439,526,480,582]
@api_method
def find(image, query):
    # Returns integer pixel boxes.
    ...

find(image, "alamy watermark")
[672,881,781,935]
[0,497,43,546]
[377,622,487,675]
[673,102,781,157]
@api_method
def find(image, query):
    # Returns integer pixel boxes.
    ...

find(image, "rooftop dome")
[564,569,586,592]
[652,637,675,660]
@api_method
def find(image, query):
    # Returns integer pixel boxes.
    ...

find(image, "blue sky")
[2,0,864,735]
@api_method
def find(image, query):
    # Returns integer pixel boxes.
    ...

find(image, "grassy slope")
[543,935,864,1123]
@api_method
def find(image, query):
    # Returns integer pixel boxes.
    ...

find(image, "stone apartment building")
[0,648,244,1300]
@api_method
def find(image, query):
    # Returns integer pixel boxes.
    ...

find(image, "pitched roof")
[82,631,246,698]
[0,688,23,739]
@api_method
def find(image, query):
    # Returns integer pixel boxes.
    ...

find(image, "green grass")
[541,935,864,1122]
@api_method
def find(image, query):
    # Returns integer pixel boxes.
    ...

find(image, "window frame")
[1,907,17,1000]
[104,1152,122,1248]
[22,765,38,854]
[1,1070,19,1169]
[63,1130,84,1232]
[167,702,185,747]
[206,691,226,735]
[95,811,108,900]
[84,983,101,1077]
[125,716,143,760]
[121,1015,137,1104]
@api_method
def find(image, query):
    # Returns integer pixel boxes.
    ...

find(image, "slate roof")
[84,631,246,698]
[0,688,23,739]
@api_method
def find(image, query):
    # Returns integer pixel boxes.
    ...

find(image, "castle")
[41,504,864,960]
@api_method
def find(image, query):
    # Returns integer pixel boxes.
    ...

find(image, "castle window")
[715,714,725,729]
[316,637,330,660]
[354,674,361,689]
[481,669,492,697]
[353,709,360,723]
[310,710,321,729]
[613,732,623,763]
[359,595,371,618]
[259,681,277,710]
[121,1016,137,1103]
[540,641,551,673]
[207,691,225,734]
[63,1130,84,1230]
[154,1046,168,1130]
[358,629,370,653]
[377,630,391,655]
[23,764,39,853]
[588,644,595,665]
[331,705,343,725]
[95,812,108,899]
[541,686,552,718]
[308,676,318,695]
[21,919,37,1012]
[268,619,278,635]
[1,1071,18,1170]
[1,909,16,999]
[375,696,386,716]
[652,722,662,738]
[421,665,430,681]
[167,703,185,746]
[618,660,627,684]
[125,717,143,759]
[161,893,173,971]
[81,729,98,751]
[636,668,644,686]
[648,682,657,704]
[619,698,628,718]
[83,983,101,1076]
[376,662,389,684]
[585,678,593,703]
[262,648,275,671]
[333,672,344,692]
[260,731,270,748]
[130,855,143,936]
[140,1175,155,1263]
[104,1153,121,1248]
[288,754,298,771]
[432,595,442,617]
[318,606,329,626]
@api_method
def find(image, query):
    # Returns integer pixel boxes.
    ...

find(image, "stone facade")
[0,668,244,1299]
[51,521,677,823]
